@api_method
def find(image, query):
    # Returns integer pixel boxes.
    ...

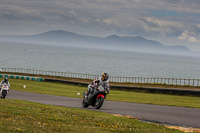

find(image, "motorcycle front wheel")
[95,97,104,109]
[82,99,89,108]
[2,90,7,99]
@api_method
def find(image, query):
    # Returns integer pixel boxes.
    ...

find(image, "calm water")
[1,41,200,79]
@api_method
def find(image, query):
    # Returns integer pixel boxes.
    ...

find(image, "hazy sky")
[0,0,200,50]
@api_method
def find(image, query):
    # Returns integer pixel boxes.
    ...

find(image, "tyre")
[82,99,89,108]
[95,97,104,109]
[2,90,7,99]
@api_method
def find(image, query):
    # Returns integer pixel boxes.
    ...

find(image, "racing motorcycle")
[0,83,9,99]
[82,85,109,109]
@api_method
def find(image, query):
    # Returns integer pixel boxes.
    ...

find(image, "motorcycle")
[0,83,9,99]
[82,85,109,109]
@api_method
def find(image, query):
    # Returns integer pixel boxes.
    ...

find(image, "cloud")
[178,31,198,43]
[0,5,41,20]
[103,19,113,25]
[0,0,200,40]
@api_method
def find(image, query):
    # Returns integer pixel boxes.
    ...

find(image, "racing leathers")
[87,77,109,96]
[0,80,10,91]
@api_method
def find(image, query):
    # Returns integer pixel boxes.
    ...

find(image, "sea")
[1,41,200,79]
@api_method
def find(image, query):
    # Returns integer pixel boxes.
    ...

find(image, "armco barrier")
[110,85,200,96]
[0,74,44,81]
[1,74,200,96]
[45,78,200,96]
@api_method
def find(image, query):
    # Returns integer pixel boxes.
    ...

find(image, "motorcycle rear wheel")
[95,97,104,109]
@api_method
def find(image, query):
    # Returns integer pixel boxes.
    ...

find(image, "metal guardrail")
[1,68,200,87]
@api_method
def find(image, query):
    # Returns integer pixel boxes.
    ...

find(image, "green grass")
[0,99,183,133]
[7,78,200,108]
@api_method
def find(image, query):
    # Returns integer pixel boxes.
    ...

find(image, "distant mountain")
[0,30,100,45]
[0,30,191,54]
[103,35,164,48]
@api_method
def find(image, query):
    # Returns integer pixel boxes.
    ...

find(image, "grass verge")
[0,99,183,133]
[6,78,200,108]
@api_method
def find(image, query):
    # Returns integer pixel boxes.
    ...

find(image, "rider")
[86,72,109,97]
[0,77,10,90]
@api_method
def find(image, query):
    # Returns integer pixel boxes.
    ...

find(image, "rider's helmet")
[4,77,8,83]
[102,72,109,81]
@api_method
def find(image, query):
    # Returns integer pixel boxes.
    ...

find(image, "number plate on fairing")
[98,86,104,92]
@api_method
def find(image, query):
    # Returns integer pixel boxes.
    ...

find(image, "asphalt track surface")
[7,90,200,128]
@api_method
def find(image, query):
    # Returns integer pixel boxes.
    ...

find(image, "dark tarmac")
[7,90,200,128]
